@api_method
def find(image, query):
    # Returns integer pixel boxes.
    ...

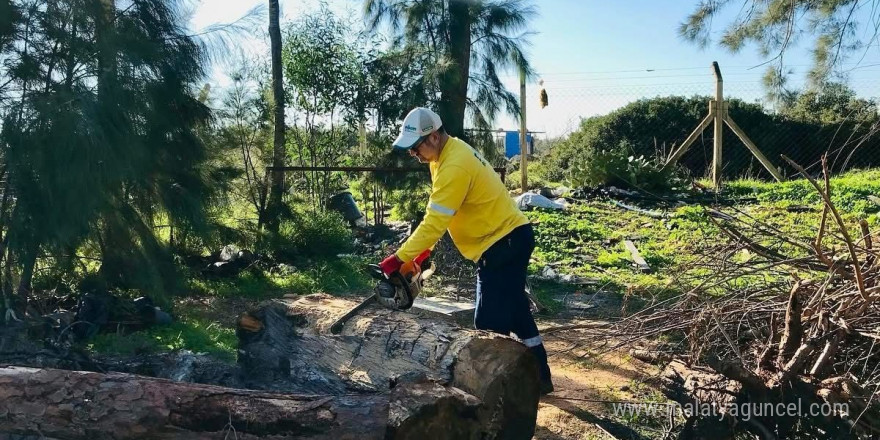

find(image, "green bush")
[270,209,354,261]
[505,159,550,191]
[388,186,430,223]
[544,94,880,184]
[568,145,685,192]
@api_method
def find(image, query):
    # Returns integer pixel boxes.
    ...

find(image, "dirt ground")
[535,322,670,440]
[530,289,678,440]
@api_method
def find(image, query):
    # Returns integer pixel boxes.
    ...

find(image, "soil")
[537,327,669,439]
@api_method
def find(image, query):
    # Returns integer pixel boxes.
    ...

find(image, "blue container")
[504,131,533,158]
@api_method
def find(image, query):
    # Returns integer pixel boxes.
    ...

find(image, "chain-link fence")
[519,70,880,183]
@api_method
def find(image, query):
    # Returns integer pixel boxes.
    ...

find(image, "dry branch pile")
[609,159,880,438]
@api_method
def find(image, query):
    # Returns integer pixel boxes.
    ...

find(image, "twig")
[610,200,666,219]
[782,155,869,302]
[542,322,612,335]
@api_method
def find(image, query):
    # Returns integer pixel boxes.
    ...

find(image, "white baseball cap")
[392,107,443,150]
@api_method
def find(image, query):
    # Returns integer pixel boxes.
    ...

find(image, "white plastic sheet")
[515,192,569,210]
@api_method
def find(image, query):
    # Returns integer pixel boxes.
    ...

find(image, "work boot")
[529,344,554,395]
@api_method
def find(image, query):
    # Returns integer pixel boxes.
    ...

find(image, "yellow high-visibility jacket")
[395,136,528,263]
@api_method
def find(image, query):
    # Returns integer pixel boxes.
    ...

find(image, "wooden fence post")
[712,61,724,190]
[519,67,528,193]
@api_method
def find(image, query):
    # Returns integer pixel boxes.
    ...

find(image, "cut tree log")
[411,295,476,327]
[237,294,541,439]
[0,365,495,440]
[0,365,389,440]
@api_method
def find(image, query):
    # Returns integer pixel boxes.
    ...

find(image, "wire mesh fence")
[521,69,880,183]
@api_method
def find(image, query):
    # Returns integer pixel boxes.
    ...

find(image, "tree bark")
[0,365,391,440]
[777,281,804,367]
[0,352,497,439]
[264,0,286,234]
[13,246,34,313]
[237,294,541,439]
[438,0,471,138]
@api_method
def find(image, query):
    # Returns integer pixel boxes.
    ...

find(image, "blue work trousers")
[474,224,541,346]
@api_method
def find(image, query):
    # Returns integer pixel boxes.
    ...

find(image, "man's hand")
[379,254,403,276]
[414,249,431,270]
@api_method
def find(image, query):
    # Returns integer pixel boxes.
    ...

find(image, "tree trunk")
[237,294,541,439]
[264,0,286,234]
[14,246,35,313]
[94,0,116,100]
[438,0,471,138]
[0,168,12,313]
[0,365,393,439]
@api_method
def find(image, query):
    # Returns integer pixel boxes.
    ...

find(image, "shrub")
[544,94,880,183]
[270,208,354,261]
[568,144,686,192]
[388,186,430,224]
[505,159,550,191]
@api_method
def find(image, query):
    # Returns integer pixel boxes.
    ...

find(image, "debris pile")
[606,160,880,438]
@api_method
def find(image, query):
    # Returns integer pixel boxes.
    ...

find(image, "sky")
[188,0,880,137]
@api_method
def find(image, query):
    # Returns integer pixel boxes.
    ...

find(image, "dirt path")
[533,315,673,439]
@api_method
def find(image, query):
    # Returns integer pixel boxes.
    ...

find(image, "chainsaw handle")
[366,264,386,280]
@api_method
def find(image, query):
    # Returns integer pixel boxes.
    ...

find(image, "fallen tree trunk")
[0,365,493,440]
[0,365,389,439]
[237,294,541,439]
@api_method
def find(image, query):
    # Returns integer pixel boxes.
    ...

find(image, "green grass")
[528,278,579,315]
[88,255,373,359]
[526,200,720,296]
[186,255,372,300]
[723,168,880,219]
[87,316,238,360]
[526,168,880,300]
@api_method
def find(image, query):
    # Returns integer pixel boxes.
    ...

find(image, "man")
[378,107,553,394]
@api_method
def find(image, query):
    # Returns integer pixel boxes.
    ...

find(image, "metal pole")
[519,67,528,193]
[712,61,724,190]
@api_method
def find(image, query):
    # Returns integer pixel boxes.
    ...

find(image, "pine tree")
[680,0,880,92]
[0,0,223,308]
[364,0,536,137]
